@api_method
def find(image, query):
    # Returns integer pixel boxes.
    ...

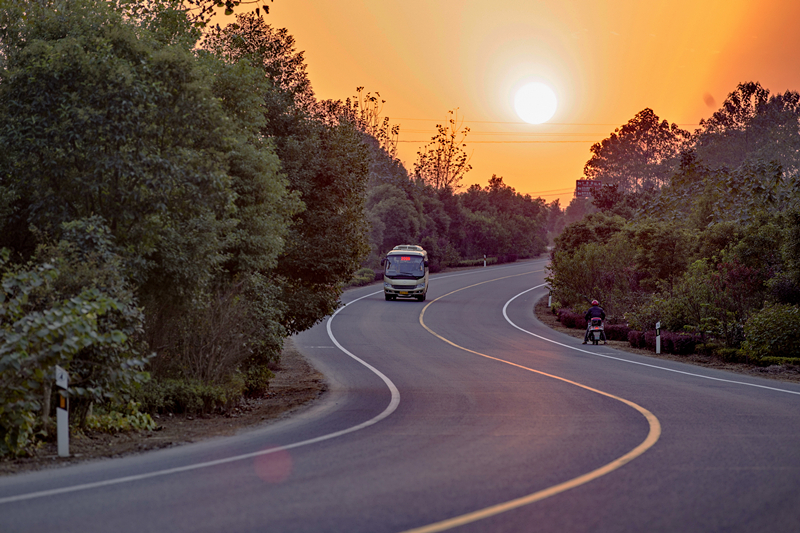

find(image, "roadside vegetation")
[547,82,800,370]
[0,0,556,457]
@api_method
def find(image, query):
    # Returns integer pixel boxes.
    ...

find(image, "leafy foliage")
[742,304,800,359]
[0,233,150,456]
[551,80,800,357]
[584,108,690,192]
[205,13,372,335]
[694,82,800,175]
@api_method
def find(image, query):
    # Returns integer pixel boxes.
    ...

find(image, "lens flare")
[253,447,293,484]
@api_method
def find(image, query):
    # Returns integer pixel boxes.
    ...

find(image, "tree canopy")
[583,108,690,193]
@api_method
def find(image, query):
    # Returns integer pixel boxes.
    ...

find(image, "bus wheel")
[417,293,426,302]
[385,294,392,301]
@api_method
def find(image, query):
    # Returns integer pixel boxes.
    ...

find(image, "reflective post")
[55,366,69,457]
[655,321,661,355]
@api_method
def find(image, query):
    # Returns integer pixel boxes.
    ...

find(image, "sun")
[514,82,557,124]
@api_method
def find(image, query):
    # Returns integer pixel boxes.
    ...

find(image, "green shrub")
[759,356,800,367]
[457,257,497,268]
[85,401,157,434]
[244,364,274,397]
[717,347,746,363]
[695,343,722,356]
[135,378,232,415]
[0,238,150,457]
[742,304,800,359]
[347,268,376,287]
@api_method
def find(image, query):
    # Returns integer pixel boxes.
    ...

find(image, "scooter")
[587,317,605,345]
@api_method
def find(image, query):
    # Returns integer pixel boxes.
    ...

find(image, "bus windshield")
[384,255,425,278]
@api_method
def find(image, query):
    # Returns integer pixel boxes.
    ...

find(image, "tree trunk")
[41,379,52,435]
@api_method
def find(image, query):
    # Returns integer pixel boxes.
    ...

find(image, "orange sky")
[221,0,800,206]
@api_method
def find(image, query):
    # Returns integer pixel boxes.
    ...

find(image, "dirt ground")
[534,297,800,384]
[0,338,326,476]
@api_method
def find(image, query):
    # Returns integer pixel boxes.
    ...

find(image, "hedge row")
[556,309,584,328]
[627,330,702,355]
[554,307,800,364]
[555,308,699,355]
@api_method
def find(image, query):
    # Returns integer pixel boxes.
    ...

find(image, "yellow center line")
[401,271,661,533]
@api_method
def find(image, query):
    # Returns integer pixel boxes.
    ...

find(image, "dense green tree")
[365,184,422,255]
[584,108,691,192]
[694,82,800,175]
[0,0,236,304]
[204,14,371,334]
[0,0,300,438]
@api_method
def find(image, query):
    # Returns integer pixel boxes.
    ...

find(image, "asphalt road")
[2,258,800,532]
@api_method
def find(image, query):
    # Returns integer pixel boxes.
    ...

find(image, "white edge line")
[503,285,800,397]
[0,291,400,505]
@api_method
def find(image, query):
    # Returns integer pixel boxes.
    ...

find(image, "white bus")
[381,245,429,301]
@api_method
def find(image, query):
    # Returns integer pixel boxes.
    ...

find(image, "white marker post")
[655,321,661,355]
[483,254,486,268]
[547,290,552,308]
[55,365,69,457]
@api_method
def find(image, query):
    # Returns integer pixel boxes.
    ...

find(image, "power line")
[390,117,700,126]
[526,187,576,195]
[397,140,595,144]
[401,130,609,136]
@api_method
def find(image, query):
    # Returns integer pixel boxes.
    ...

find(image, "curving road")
[2,259,800,532]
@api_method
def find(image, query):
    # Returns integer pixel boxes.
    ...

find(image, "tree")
[205,15,371,334]
[323,87,401,160]
[0,0,237,304]
[584,108,691,192]
[694,82,800,175]
[365,184,422,255]
[414,109,473,191]
[0,0,300,406]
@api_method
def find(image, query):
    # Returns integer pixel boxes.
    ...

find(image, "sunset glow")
[223,0,800,204]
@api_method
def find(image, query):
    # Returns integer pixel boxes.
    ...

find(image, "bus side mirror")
[380,258,385,266]
[424,260,429,267]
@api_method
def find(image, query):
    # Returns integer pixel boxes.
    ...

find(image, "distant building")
[575,179,602,198]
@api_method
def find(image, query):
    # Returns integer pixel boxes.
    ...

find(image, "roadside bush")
[85,401,157,434]
[718,347,746,363]
[628,330,645,349]
[672,334,701,355]
[742,304,800,359]
[695,343,721,356]
[456,257,498,268]
[557,309,584,329]
[347,268,375,287]
[760,356,800,367]
[0,226,151,457]
[604,324,631,341]
[496,254,518,264]
[243,364,274,398]
[644,330,658,351]
[135,378,232,415]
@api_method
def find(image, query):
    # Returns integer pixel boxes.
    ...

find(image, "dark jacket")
[585,305,606,321]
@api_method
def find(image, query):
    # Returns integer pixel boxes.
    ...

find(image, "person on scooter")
[583,299,607,344]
